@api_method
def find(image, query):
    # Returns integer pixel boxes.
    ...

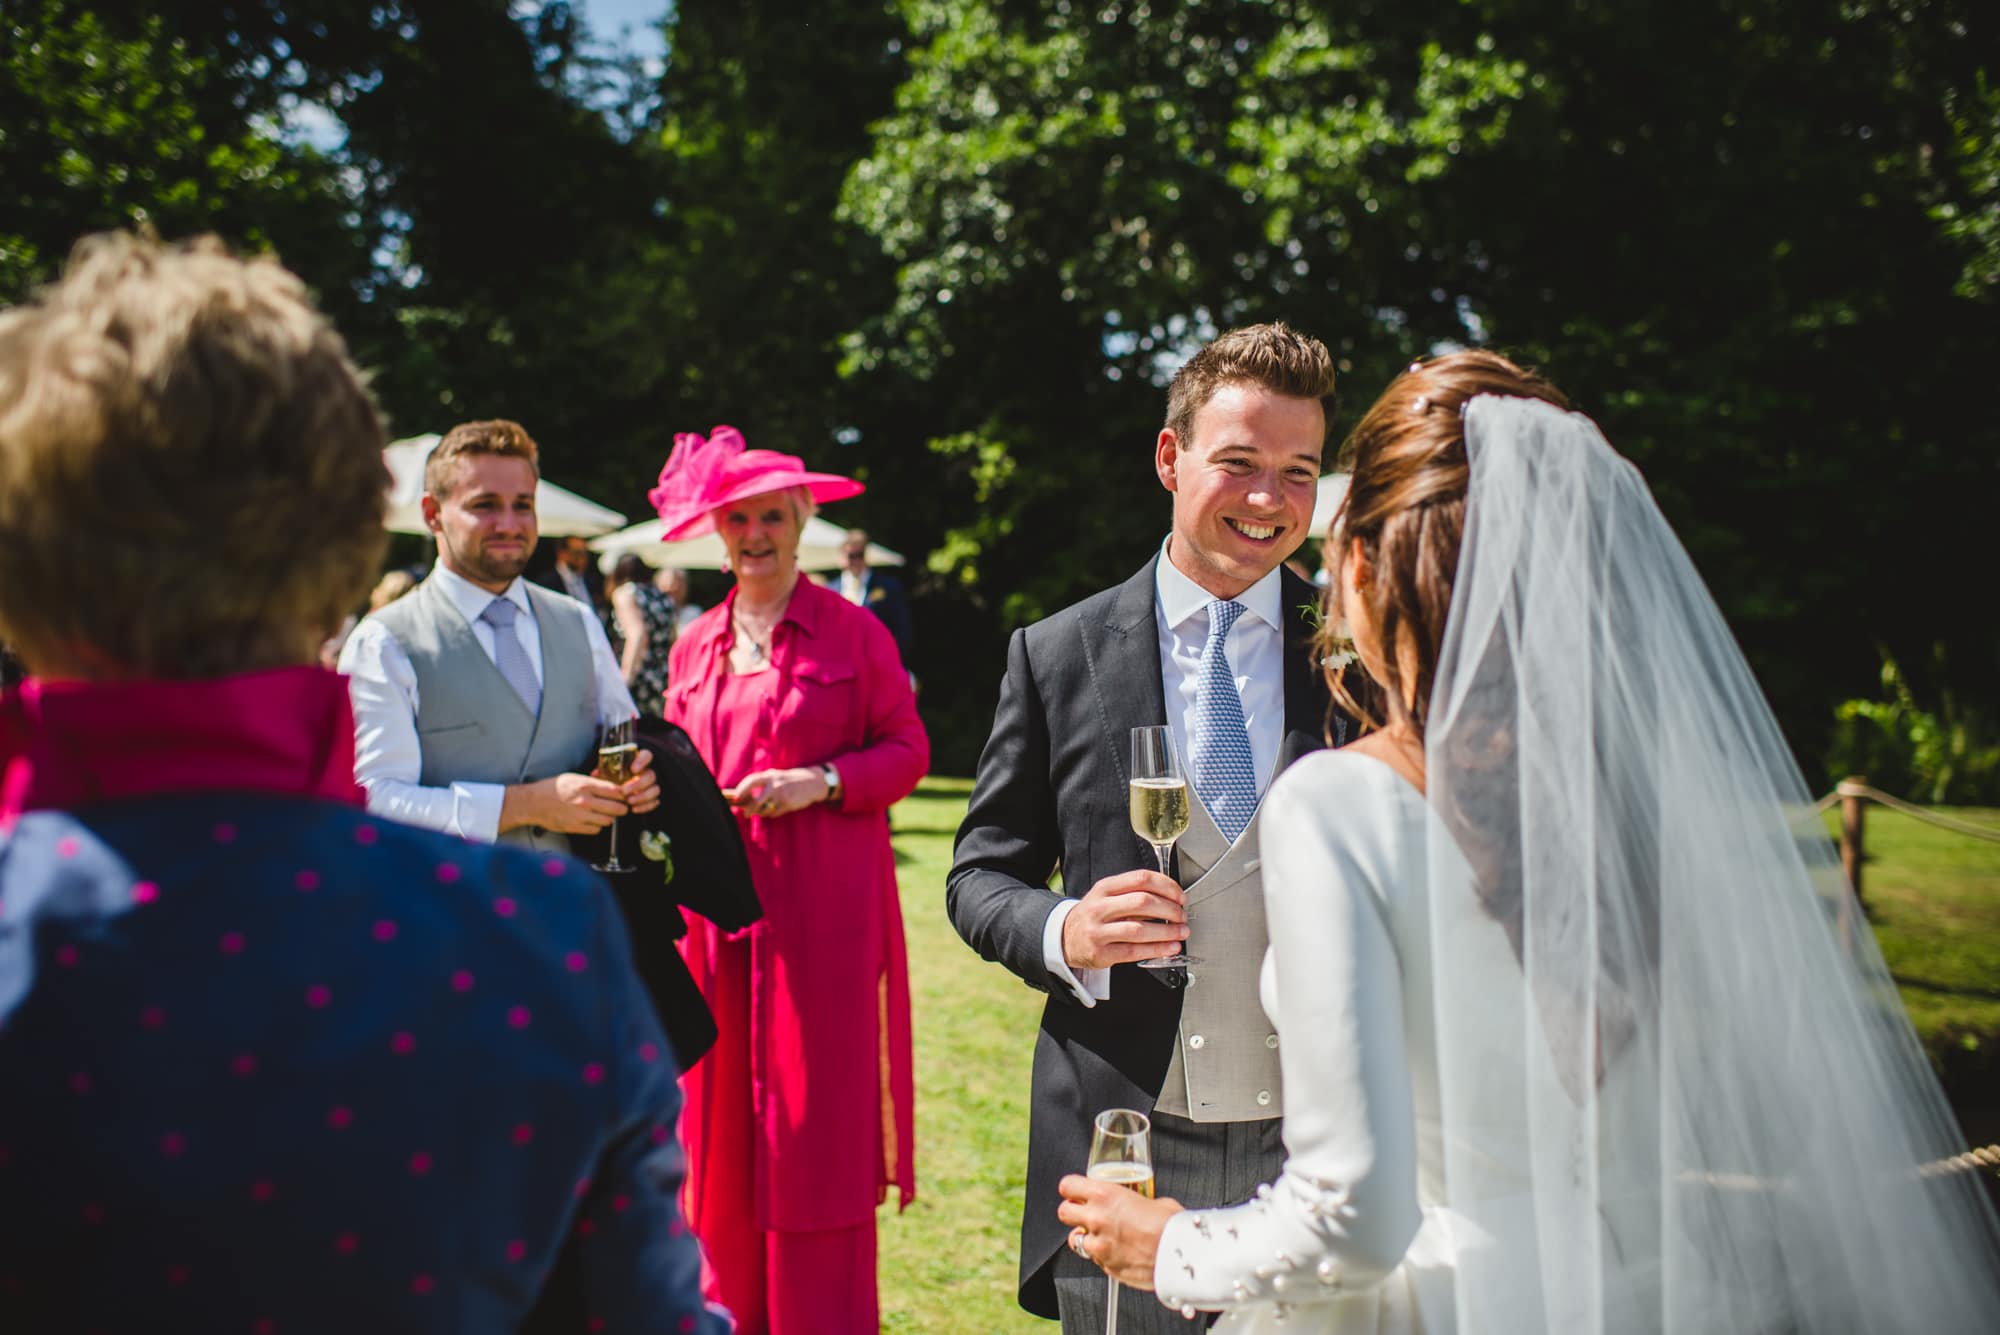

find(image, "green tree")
[841,0,2000,768]
[0,1,368,304]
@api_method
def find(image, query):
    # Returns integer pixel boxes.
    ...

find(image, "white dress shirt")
[338,563,638,842]
[1043,543,1288,1006]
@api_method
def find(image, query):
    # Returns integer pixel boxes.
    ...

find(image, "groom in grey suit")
[950,323,1351,1330]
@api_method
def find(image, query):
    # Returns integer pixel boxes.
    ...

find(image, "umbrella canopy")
[381,435,627,537]
[589,515,904,574]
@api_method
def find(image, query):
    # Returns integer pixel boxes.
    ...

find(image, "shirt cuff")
[1042,898,1111,1006]
[458,780,505,843]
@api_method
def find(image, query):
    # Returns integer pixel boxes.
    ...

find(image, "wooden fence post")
[1838,776,1869,910]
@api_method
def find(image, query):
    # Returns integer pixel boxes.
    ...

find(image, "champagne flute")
[1087,1108,1155,1334]
[1129,726,1201,970]
[592,717,638,874]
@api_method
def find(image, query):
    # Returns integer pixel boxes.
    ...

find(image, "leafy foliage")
[3,0,1994,772]
[1828,647,2000,804]
[839,0,2000,766]
[0,1,368,302]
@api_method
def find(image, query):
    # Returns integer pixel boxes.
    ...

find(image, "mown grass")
[878,777,1047,1334]
[1825,804,2000,1099]
[874,785,2000,1331]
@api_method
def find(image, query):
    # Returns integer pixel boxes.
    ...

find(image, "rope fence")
[1680,1139,2000,1188]
[1816,777,2000,910]
[1826,782,2000,844]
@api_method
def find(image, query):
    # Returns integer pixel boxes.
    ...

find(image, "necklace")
[731,611,774,664]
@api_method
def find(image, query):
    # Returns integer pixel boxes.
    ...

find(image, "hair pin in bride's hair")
[1411,396,1431,414]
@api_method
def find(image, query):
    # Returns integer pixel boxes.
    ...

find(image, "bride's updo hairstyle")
[1322,350,1567,736]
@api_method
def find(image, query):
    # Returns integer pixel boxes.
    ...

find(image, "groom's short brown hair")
[1163,322,1337,447]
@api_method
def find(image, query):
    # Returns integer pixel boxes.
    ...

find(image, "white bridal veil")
[1424,397,2000,1333]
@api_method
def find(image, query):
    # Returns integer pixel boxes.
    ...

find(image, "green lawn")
[1825,804,2000,1088]
[874,785,2000,1331]
[878,778,1048,1334]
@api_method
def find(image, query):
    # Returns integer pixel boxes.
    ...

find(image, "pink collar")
[1,667,365,824]
[681,579,834,680]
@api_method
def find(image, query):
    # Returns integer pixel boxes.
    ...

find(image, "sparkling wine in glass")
[1087,1108,1155,1334]
[1129,726,1200,970]
[593,717,638,874]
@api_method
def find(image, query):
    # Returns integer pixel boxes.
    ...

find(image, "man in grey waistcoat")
[949,323,1355,1331]
[340,419,658,850]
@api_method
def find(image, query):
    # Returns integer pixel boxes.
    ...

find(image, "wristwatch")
[818,762,843,805]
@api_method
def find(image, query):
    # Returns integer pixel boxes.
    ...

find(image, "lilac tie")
[478,597,541,714]
[1190,600,1259,843]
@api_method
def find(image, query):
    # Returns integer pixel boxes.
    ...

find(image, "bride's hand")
[1056,1174,1184,1290]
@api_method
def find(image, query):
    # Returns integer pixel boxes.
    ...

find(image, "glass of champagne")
[1129,726,1200,970]
[1087,1108,1155,1334]
[593,717,638,874]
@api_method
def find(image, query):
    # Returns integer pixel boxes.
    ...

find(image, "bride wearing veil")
[1058,351,2000,1332]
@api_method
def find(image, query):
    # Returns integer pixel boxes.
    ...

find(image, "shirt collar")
[1153,537,1284,634]
[432,562,532,625]
[704,577,825,654]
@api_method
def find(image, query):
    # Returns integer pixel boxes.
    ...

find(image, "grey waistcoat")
[370,576,599,855]
[1153,782,1284,1124]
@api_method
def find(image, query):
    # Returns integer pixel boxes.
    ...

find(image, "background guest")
[836,528,914,666]
[658,566,704,632]
[0,232,722,1333]
[338,420,659,856]
[536,532,609,624]
[653,426,929,1335]
[607,553,676,721]
[369,567,418,612]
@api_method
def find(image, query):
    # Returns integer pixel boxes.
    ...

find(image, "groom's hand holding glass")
[1059,871,1189,969]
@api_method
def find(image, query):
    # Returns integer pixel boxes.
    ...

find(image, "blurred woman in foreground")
[0,233,722,1333]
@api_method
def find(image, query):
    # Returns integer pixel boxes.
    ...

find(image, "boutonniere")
[638,830,676,886]
[868,587,886,604]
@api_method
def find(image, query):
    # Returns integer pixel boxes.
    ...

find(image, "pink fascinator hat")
[647,426,865,541]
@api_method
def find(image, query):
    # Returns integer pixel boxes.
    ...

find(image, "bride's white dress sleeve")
[1152,754,1422,1317]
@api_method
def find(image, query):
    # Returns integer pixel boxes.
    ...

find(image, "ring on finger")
[1068,1227,1088,1257]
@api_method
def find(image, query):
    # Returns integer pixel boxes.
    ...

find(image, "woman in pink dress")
[653,427,928,1334]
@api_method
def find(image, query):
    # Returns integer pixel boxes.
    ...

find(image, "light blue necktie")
[479,597,541,714]
[1190,599,1259,843]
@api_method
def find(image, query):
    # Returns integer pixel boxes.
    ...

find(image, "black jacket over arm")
[947,557,1337,1317]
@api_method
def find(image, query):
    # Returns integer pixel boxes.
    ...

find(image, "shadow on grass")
[1893,973,2000,1001]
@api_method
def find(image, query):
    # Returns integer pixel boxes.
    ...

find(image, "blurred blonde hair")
[0,232,388,677]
